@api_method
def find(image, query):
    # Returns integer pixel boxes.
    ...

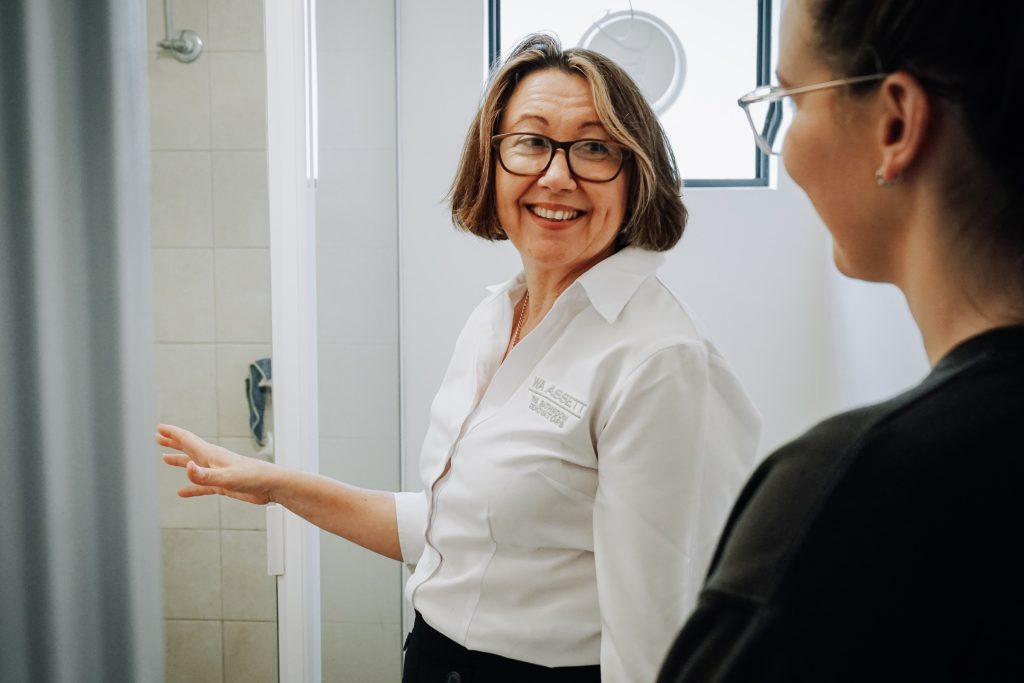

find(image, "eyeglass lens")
[497,134,624,181]
[746,98,794,155]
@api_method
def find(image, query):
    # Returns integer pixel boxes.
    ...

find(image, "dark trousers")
[402,612,601,683]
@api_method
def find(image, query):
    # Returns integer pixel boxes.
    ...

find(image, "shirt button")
[446,672,462,683]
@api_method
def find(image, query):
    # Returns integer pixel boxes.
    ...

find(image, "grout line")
[208,1,227,659]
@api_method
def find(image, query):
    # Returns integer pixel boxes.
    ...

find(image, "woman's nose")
[538,149,577,191]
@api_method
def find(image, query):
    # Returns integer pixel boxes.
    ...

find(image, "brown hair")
[810,0,1024,309]
[448,33,687,252]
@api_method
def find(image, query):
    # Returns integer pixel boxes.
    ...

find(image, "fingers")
[162,434,273,506]
[177,484,223,498]
[163,453,191,467]
[186,460,219,487]
[157,423,203,451]
[156,424,184,450]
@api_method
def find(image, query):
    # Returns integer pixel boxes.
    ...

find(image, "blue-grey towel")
[246,357,272,446]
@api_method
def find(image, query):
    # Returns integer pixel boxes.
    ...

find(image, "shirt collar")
[484,247,665,323]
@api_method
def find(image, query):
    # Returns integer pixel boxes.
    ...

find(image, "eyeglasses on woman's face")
[491,133,630,183]
[737,73,887,155]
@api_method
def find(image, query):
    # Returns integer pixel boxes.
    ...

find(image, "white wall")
[315,0,404,679]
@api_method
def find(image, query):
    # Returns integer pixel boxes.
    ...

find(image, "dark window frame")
[487,0,775,188]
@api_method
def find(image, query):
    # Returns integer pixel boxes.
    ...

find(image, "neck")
[521,248,614,325]
[896,213,1022,365]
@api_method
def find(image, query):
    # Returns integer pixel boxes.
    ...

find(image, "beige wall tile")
[317,343,399,439]
[159,444,220,529]
[220,435,262,459]
[154,0,278,678]
[320,534,401,624]
[210,52,267,150]
[224,620,277,683]
[219,436,269,530]
[208,0,264,51]
[214,249,271,342]
[147,0,209,53]
[154,344,219,434]
[165,619,223,683]
[322,621,402,682]
[212,151,269,247]
[151,151,214,247]
[219,498,266,531]
[221,530,277,620]
[162,529,222,619]
[149,53,211,150]
[153,248,216,342]
[216,343,272,437]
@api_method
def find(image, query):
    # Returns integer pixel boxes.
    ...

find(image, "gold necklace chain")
[511,290,529,349]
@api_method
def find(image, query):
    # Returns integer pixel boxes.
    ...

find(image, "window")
[491,1,775,186]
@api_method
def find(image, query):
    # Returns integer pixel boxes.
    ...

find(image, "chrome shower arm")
[158,0,203,63]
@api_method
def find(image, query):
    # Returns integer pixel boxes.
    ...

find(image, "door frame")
[265,0,322,680]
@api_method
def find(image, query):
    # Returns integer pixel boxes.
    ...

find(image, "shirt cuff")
[393,490,428,566]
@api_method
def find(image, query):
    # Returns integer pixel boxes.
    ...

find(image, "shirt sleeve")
[593,343,760,683]
[393,490,428,567]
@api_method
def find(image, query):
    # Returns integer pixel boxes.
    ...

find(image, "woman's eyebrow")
[578,120,605,132]
[509,113,549,128]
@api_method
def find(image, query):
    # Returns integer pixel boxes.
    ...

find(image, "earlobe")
[875,72,931,184]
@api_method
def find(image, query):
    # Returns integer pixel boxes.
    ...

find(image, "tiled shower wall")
[150,0,405,681]
[148,0,277,681]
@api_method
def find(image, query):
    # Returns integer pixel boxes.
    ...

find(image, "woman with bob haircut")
[160,33,760,682]
[657,0,1024,680]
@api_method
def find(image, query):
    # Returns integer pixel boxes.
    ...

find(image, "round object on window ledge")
[578,10,686,115]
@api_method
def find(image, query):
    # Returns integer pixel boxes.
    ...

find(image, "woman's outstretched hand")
[158,423,278,505]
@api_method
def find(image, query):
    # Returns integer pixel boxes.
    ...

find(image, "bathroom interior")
[0,0,929,681]
[149,0,930,680]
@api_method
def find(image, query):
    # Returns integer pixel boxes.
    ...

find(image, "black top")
[656,325,1024,683]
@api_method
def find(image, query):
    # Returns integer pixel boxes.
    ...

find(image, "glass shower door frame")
[265,0,322,680]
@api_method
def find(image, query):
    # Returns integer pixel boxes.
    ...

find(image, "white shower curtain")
[0,0,163,681]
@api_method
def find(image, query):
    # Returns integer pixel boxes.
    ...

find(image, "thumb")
[187,460,224,488]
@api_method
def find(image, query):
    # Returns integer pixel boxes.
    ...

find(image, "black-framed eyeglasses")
[491,132,630,182]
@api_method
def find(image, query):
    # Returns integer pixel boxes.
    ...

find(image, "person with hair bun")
[159,33,760,682]
[656,0,1024,680]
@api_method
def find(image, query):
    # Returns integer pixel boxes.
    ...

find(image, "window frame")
[487,0,776,188]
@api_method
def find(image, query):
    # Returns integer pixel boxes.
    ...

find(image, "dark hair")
[448,33,687,252]
[810,0,1024,306]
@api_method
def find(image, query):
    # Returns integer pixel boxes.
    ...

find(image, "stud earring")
[875,169,899,188]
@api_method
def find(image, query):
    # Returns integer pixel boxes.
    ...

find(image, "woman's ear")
[874,71,931,184]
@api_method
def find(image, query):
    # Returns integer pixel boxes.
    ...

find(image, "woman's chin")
[520,241,579,269]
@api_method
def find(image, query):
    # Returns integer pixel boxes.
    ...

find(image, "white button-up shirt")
[394,247,761,682]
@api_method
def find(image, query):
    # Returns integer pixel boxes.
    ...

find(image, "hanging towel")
[246,357,272,446]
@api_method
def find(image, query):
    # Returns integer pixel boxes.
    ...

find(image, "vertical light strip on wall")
[265,0,323,677]
[303,0,319,186]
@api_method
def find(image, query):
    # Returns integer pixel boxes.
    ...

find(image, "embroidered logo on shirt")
[528,376,588,428]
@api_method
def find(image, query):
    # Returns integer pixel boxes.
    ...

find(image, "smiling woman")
[159,31,762,683]
[393,33,762,682]
[451,35,687,253]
